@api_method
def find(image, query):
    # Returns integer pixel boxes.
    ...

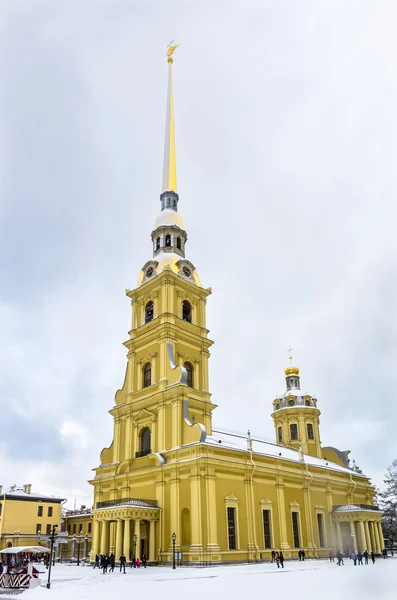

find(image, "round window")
[183,266,192,277]
[305,400,311,406]
[146,267,154,278]
[288,399,295,406]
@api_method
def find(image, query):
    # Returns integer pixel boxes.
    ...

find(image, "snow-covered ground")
[25,558,397,600]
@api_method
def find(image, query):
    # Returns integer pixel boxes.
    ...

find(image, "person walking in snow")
[357,551,363,565]
[279,552,284,568]
[370,552,375,564]
[271,550,276,563]
[298,549,302,561]
[329,550,334,562]
[119,554,126,573]
[109,554,115,573]
[363,550,369,565]
[336,551,344,566]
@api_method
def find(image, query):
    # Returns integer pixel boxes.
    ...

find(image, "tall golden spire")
[162,42,179,193]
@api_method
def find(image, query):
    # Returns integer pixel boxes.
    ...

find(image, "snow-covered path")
[26,558,397,600]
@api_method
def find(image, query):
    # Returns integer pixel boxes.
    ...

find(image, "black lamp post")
[46,524,58,589]
[133,534,138,567]
[77,535,81,566]
[172,532,176,569]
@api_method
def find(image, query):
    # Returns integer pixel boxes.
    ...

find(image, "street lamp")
[46,524,58,589]
[172,532,176,569]
[133,534,138,568]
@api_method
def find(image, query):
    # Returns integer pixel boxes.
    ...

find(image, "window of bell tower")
[177,237,181,250]
[165,234,171,246]
[156,237,160,250]
[290,423,298,441]
[143,363,151,388]
[184,362,193,387]
[182,300,192,323]
[278,426,283,443]
[307,423,314,440]
[145,301,154,323]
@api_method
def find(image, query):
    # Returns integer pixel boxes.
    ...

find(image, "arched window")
[177,237,181,250]
[307,423,314,440]
[278,426,283,443]
[141,427,151,453]
[305,399,311,406]
[184,362,193,387]
[288,399,295,406]
[290,423,298,441]
[145,301,154,323]
[143,363,151,388]
[156,237,160,250]
[182,300,192,323]
[165,234,171,247]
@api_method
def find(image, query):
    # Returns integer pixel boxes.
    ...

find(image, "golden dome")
[284,366,300,376]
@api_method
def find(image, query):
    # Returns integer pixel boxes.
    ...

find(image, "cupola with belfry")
[271,352,322,458]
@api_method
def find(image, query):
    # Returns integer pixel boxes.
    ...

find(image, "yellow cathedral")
[88,46,383,564]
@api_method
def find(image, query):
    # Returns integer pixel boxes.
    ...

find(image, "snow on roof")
[204,430,365,477]
[3,489,64,501]
[332,504,381,513]
[95,501,159,511]
[0,546,50,555]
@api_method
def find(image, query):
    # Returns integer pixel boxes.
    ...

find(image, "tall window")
[184,362,193,388]
[46,524,51,535]
[38,506,43,517]
[145,301,154,323]
[227,507,237,550]
[165,234,171,247]
[143,363,151,388]
[88,523,92,534]
[182,300,192,323]
[73,524,76,534]
[317,513,325,547]
[290,423,298,441]
[292,512,300,548]
[79,524,83,534]
[141,427,151,453]
[307,423,314,440]
[48,506,53,517]
[0,503,2,516]
[177,237,181,250]
[36,524,41,534]
[263,510,272,548]
[278,426,283,443]
[156,237,160,250]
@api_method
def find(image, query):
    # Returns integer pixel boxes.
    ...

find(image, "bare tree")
[380,460,397,542]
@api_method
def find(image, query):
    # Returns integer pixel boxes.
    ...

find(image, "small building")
[62,507,93,561]
[0,485,64,549]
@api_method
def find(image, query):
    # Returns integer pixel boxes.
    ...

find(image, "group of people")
[270,550,285,568]
[94,554,147,573]
[329,549,376,566]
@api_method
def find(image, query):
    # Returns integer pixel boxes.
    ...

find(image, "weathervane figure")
[166,40,180,63]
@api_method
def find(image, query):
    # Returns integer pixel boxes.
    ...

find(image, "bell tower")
[271,356,322,458]
[98,44,215,469]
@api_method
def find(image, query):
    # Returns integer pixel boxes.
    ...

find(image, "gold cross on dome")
[287,346,293,364]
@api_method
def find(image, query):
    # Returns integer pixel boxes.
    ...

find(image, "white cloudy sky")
[1,1,397,507]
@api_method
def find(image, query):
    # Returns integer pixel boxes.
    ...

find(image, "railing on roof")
[96,498,158,509]
[333,504,380,512]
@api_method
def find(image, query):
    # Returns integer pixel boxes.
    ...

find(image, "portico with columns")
[91,501,159,562]
[332,504,384,554]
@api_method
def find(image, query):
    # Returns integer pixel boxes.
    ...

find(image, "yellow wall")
[0,494,63,550]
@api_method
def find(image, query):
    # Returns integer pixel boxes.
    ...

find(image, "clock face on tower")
[182,266,191,278]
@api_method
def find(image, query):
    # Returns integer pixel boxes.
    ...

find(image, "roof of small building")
[0,488,64,503]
